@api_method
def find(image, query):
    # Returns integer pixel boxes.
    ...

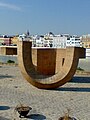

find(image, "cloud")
[0,2,21,11]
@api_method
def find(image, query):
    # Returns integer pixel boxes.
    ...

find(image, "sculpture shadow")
[0,106,10,110]
[53,76,90,92]
[0,74,13,79]
[70,76,90,83]
[27,113,46,120]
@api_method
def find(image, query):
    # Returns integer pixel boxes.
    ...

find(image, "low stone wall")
[0,56,90,72]
[78,58,90,72]
[0,55,18,64]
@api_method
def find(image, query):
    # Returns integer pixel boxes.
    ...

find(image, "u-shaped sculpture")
[18,41,85,89]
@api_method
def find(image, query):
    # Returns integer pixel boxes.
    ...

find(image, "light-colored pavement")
[78,58,90,72]
[0,65,90,120]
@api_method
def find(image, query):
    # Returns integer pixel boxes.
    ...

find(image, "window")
[67,38,70,40]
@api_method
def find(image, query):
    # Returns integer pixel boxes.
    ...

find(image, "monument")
[18,41,85,89]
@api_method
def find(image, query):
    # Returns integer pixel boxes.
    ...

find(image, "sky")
[0,0,90,36]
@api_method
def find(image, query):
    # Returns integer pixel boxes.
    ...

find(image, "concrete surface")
[0,65,90,120]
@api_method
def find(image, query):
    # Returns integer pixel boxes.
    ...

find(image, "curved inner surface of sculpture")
[18,41,85,89]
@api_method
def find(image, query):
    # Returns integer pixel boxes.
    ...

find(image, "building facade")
[81,34,90,48]
[66,36,81,47]
[53,36,67,48]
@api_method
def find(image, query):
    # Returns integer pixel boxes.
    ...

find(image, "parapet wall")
[0,45,85,76]
[32,48,66,75]
[32,47,85,75]
[0,46,17,55]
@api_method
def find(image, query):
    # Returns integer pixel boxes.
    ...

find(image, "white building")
[31,33,81,48]
[53,36,67,48]
[32,35,45,47]
[66,36,81,47]
[19,34,26,39]
[86,48,90,58]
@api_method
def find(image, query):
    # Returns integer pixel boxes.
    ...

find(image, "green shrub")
[77,67,84,71]
[7,60,15,64]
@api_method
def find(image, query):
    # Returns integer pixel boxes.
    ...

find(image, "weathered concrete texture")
[0,65,90,120]
[17,41,85,89]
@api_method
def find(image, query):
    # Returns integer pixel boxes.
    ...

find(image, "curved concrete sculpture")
[18,41,85,89]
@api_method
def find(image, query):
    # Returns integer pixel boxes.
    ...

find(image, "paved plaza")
[0,65,90,120]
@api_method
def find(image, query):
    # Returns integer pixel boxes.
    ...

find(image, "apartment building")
[81,34,90,58]
[18,32,82,48]
[53,35,67,48]
[31,33,67,48]
[81,34,90,48]
[66,36,81,47]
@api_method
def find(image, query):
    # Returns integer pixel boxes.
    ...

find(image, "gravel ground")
[0,64,90,120]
